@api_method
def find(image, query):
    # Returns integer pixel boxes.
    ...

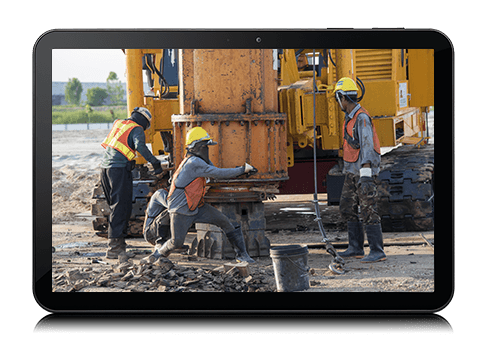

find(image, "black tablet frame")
[33,29,454,313]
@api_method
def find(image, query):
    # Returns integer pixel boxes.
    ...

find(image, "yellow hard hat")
[334,77,359,93]
[185,127,217,148]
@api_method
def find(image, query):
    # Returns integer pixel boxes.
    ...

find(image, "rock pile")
[52,256,276,293]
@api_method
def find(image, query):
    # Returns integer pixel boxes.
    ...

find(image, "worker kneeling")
[141,127,258,265]
[142,188,172,248]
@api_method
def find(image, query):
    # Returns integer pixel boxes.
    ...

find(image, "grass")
[52,105,128,124]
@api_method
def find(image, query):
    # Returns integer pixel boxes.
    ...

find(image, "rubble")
[52,257,276,293]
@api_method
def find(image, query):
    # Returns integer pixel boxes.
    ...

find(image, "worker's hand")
[152,161,163,175]
[358,168,376,197]
[244,163,258,175]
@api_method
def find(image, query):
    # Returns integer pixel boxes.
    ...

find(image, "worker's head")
[334,77,359,111]
[185,127,217,149]
[185,127,217,163]
[130,107,153,130]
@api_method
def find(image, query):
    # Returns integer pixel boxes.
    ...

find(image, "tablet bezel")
[34,29,454,313]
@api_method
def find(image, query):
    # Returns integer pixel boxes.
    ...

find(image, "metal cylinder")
[125,49,145,116]
[172,49,288,202]
[335,49,355,80]
[172,49,286,258]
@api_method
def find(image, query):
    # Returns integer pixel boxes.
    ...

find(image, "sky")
[52,49,127,83]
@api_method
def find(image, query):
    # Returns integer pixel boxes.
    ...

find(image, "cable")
[145,54,170,98]
[312,49,345,274]
[356,77,365,102]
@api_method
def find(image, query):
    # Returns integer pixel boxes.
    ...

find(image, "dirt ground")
[51,129,434,293]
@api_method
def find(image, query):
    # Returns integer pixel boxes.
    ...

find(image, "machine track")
[377,144,434,232]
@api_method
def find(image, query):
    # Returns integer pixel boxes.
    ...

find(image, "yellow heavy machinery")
[279,49,433,163]
[276,49,434,232]
[92,48,434,257]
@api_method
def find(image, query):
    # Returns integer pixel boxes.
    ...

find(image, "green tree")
[64,78,83,105]
[106,71,125,105]
[86,87,108,106]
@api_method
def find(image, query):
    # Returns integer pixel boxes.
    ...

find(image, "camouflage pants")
[339,172,381,225]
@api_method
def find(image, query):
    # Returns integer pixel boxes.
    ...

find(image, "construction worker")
[141,126,258,265]
[142,188,171,248]
[334,77,386,263]
[100,107,163,259]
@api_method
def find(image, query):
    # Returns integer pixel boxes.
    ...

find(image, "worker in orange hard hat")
[334,77,386,263]
[141,127,258,265]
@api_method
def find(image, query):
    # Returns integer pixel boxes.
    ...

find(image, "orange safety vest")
[343,107,381,163]
[101,120,141,161]
[167,157,207,211]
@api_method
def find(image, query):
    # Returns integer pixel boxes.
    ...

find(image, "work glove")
[358,168,376,197]
[243,163,258,176]
[152,161,163,175]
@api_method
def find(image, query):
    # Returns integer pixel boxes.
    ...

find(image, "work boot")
[225,226,255,264]
[119,238,135,258]
[140,249,163,265]
[360,223,387,263]
[106,238,125,259]
[338,221,365,258]
[140,240,174,265]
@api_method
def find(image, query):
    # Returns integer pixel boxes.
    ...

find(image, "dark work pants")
[101,167,133,239]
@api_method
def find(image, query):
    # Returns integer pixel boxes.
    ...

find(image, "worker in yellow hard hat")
[141,127,258,265]
[334,77,386,263]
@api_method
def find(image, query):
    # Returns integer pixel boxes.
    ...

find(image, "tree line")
[64,71,125,106]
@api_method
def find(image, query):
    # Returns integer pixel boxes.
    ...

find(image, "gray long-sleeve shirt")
[168,156,246,216]
[343,104,381,176]
[101,125,160,168]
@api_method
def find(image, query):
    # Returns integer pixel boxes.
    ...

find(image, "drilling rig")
[92,48,434,258]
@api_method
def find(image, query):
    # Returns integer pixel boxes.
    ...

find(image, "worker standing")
[100,107,163,259]
[141,127,258,265]
[334,77,386,263]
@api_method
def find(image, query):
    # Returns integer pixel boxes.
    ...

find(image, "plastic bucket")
[270,245,310,292]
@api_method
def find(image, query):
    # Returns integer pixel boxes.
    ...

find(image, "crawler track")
[377,144,434,232]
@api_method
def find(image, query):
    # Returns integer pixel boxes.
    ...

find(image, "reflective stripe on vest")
[167,157,207,211]
[101,120,141,161]
[342,107,381,163]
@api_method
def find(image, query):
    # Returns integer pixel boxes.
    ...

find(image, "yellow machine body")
[125,49,179,164]
[278,49,434,166]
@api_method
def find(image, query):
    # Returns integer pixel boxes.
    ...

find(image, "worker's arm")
[188,156,246,180]
[357,113,379,171]
[130,128,162,173]
[356,114,378,194]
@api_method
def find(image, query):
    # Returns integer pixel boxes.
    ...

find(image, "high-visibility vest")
[343,107,381,163]
[101,119,141,161]
[168,157,207,211]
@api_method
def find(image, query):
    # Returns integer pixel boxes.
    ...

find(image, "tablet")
[33,29,454,313]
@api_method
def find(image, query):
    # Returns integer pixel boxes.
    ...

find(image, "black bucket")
[270,245,310,292]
